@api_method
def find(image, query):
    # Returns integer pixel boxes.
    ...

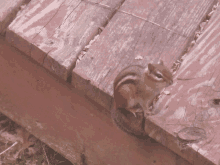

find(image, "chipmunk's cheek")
[155,82,165,89]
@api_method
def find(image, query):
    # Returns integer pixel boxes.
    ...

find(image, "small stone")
[163,91,171,95]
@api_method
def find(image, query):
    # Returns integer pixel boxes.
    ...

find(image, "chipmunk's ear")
[147,63,154,73]
[158,60,164,65]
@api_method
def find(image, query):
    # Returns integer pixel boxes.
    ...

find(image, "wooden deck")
[0,0,30,35]
[0,36,191,164]
[72,0,216,109]
[0,0,219,164]
[150,6,220,164]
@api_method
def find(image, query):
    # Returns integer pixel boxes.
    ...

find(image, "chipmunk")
[111,61,173,136]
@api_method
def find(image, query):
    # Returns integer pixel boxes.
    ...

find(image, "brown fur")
[111,61,173,136]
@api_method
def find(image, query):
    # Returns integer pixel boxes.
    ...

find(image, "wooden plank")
[6,0,68,60]
[0,36,191,165]
[146,5,220,165]
[6,0,123,80]
[72,11,188,110]
[0,0,30,35]
[120,0,217,37]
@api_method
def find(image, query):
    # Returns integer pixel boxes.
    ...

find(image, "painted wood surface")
[6,0,123,80]
[0,36,191,165]
[72,0,217,110]
[0,0,30,35]
[146,6,220,165]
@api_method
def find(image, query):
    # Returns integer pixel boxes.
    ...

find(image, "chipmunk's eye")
[155,72,163,78]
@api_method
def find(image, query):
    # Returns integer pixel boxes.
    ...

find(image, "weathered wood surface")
[120,0,215,37]
[0,36,191,165]
[0,0,30,35]
[72,0,217,110]
[146,5,220,165]
[6,0,124,80]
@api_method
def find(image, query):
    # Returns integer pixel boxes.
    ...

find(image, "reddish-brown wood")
[1,0,219,164]
[0,0,30,35]
[120,0,216,37]
[72,0,217,110]
[6,0,124,80]
[146,6,220,165]
[72,12,188,109]
[0,36,191,165]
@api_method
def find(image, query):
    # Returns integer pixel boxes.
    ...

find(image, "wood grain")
[6,0,123,80]
[0,0,30,35]
[120,0,217,37]
[146,6,220,165]
[6,0,68,60]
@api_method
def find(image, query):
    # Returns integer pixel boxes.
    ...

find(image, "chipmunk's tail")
[111,105,147,139]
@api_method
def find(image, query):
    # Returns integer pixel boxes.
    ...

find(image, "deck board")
[6,0,123,80]
[120,0,216,37]
[0,0,30,35]
[145,6,220,165]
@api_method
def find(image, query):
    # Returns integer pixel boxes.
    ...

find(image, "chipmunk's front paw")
[144,106,155,117]
[144,111,153,117]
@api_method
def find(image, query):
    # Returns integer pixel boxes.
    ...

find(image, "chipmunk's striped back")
[111,61,173,136]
